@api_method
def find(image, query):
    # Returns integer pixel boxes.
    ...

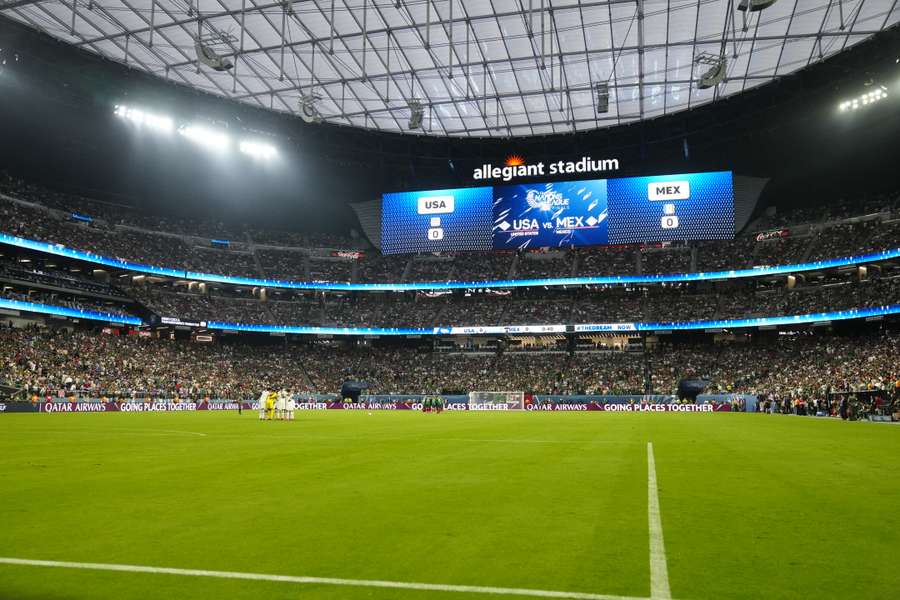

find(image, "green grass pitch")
[0,411,898,600]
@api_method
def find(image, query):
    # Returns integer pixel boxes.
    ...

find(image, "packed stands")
[107,275,900,328]
[2,326,897,403]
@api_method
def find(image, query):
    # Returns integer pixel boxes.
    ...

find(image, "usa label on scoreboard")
[491,179,608,249]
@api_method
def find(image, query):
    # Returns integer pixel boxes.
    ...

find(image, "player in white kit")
[276,389,288,420]
[257,390,269,420]
[286,391,296,421]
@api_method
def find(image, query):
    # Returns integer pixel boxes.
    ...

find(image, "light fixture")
[299,93,323,123]
[596,83,610,114]
[695,54,727,89]
[194,39,233,72]
[737,0,779,11]
[839,86,888,112]
[408,100,425,130]
[178,124,231,152]
[114,105,174,133]
[239,140,278,160]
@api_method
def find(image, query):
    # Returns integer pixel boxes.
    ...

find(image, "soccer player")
[257,389,269,420]
[286,391,296,421]
[275,389,284,420]
[266,391,277,420]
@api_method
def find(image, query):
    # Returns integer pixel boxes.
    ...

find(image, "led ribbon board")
[203,304,900,336]
[0,298,143,325]
[2,232,899,291]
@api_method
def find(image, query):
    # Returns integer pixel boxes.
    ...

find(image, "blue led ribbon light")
[0,298,143,325]
[204,304,900,336]
[4,293,897,335]
[2,232,898,291]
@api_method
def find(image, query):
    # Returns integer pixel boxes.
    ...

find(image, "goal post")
[467,391,525,411]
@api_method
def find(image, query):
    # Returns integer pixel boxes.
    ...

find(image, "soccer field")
[0,411,898,600]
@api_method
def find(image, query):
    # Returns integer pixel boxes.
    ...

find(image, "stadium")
[1,1,899,598]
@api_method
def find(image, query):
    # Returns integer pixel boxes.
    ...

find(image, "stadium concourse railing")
[2,231,900,291]
[2,296,900,336]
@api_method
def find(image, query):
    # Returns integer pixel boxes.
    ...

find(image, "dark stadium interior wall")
[1,16,899,235]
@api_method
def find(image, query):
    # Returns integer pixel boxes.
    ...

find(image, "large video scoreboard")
[381,171,734,254]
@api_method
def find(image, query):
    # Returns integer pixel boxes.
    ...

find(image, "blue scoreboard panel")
[380,186,494,254]
[381,171,734,254]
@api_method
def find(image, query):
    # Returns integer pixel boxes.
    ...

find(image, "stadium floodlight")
[839,86,888,112]
[737,0,779,11]
[408,100,425,130]
[695,53,727,90]
[113,105,174,133]
[179,124,231,152]
[596,83,610,114]
[239,140,278,160]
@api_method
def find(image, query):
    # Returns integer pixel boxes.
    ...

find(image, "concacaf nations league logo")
[525,189,568,211]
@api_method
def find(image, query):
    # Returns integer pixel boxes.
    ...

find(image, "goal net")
[467,391,525,411]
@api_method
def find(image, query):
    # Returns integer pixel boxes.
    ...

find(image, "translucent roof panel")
[3,0,897,137]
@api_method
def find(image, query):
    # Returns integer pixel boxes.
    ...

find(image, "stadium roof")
[2,1,898,137]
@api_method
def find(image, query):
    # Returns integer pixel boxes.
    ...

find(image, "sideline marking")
[7,428,209,438]
[647,442,672,600]
[0,557,648,600]
[435,438,639,445]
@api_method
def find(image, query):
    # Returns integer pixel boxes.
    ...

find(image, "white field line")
[206,433,641,445]
[0,557,648,600]
[5,428,207,438]
[434,438,641,445]
[151,429,207,437]
[646,442,672,600]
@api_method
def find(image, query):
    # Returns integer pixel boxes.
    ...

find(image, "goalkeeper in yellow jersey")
[266,391,277,420]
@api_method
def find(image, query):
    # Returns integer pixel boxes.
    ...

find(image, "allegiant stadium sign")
[473,155,620,182]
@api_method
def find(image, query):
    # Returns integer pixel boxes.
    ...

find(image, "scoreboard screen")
[381,171,734,255]
[379,186,494,255]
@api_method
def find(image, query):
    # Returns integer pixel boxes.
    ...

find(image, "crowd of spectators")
[0,326,311,400]
[647,334,900,404]
[807,221,881,262]
[0,257,126,298]
[406,257,453,282]
[257,248,309,281]
[355,254,408,283]
[694,238,755,272]
[27,273,881,329]
[641,247,692,275]
[2,326,898,405]
[576,246,636,276]
[757,191,900,230]
[515,252,574,279]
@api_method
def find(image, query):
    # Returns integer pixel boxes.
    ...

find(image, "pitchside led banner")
[381,171,734,254]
